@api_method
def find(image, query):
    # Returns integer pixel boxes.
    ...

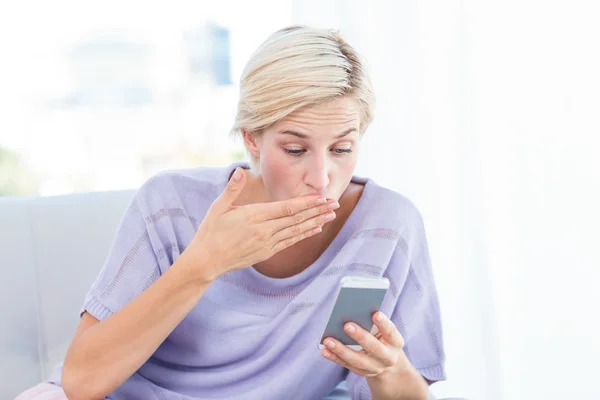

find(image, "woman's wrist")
[173,240,221,286]
[366,360,429,400]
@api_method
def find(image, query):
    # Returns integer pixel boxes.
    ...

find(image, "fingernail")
[325,212,335,221]
[326,340,336,349]
[316,198,327,205]
[345,324,356,333]
[376,313,384,322]
[232,168,242,181]
[329,201,340,210]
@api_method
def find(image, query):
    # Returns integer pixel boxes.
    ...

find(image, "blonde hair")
[230,26,375,154]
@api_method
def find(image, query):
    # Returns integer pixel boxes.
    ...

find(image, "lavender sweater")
[49,161,445,400]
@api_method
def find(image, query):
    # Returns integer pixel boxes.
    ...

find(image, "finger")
[267,199,339,233]
[269,209,337,244]
[211,167,247,214]
[373,312,404,349]
[251,194,328,220]
[322,338,384,375]
[321,348,370,375]
[344,322,398,368]
[270,224,323,254]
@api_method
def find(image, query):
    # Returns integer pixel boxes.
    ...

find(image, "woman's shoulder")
[359,177,424,229]
[135,162,242,201]
[128,162,243,220]
[145,162,239,189]
[344,177,428,257]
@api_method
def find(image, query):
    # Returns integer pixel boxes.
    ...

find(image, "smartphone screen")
[319,285,388,347]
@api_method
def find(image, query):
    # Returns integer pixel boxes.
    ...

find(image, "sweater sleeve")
[80,173,193,321]
[347,211,446,399]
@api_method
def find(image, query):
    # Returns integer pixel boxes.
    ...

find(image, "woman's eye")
[332,148,353,155]
[283,148,352,156]
[284,148,305,156]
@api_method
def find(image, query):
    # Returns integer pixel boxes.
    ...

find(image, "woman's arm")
[62,251,212,400]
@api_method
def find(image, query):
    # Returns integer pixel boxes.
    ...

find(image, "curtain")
[292,1,600,399]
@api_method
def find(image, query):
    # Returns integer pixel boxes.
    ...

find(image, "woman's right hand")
[186,167,339,282]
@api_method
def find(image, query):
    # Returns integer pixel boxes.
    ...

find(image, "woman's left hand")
[321,312,408,378]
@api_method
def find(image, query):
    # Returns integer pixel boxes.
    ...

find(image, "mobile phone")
[318,276,390,350]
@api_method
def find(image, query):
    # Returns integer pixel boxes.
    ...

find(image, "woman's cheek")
[261,154,296,199]
[264,152,290,178]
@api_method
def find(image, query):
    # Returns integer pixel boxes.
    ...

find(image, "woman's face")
[247,96,361,202]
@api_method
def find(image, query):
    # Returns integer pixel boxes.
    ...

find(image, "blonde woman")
[16,26,445,400]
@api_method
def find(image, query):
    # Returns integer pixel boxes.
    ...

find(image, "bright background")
[2,1,599,399]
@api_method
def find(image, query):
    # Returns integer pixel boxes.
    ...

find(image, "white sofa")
[0,189,463,400]
[0,190,136,399]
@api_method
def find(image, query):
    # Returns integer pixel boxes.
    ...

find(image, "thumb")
[212,167,246,214]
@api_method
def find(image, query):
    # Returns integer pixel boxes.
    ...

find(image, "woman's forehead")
[275,98,361,131]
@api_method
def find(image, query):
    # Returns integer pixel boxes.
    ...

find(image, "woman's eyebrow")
[279,128,357,139]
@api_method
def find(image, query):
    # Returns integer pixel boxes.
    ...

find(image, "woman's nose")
[305,159,330,192]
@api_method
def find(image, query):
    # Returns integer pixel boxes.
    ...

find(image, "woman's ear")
[242,130,261,158]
